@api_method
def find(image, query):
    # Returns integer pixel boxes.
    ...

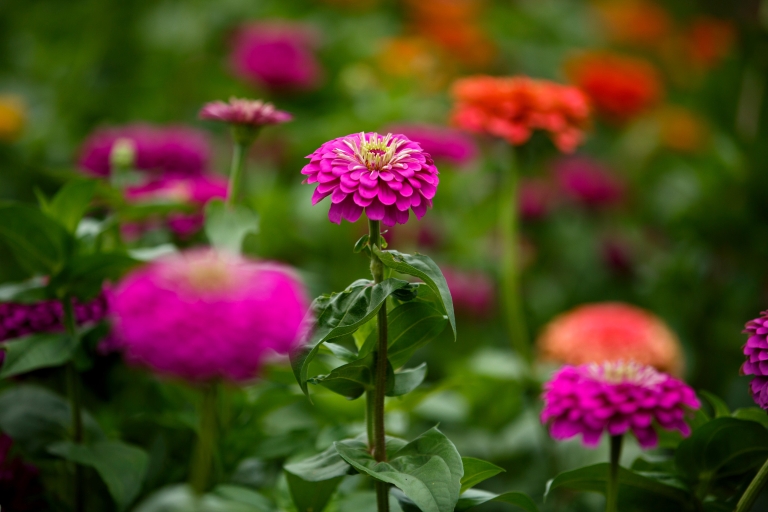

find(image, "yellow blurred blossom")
[0,96,25,143]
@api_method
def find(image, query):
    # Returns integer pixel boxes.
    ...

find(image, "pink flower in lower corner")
[110,250,310,382]
[301,132,439,226]
[541,361,700,448]
[199,97,292,127]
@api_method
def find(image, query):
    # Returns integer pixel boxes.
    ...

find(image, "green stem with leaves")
[498,148,531,363]
[606,435,623,512]
[62,297,83,512]
[368,219,390,512]
[736,456,768,512]
[190,383,218,495]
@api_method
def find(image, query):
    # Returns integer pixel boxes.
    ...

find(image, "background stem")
[190,383,218,495]
[226,141,247,207]
[498,149,531,363]
[62,297,83,512]
[736,456,768,512]
[368,219,390,512]
[606,435,623,512]
[366,389,375,449]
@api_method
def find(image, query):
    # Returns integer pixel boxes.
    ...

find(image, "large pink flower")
[301,132,439,226]
[541,361,700,448]
[110,250,310,382]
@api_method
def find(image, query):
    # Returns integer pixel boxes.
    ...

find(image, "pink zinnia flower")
[199,97,292,127]
[441,267,494,319]
[519,178,555,221]
[229,22,322,91]
[541,361,700,448]
[78,124,210,178]
[384,124,478,167]
[301,132,439,226]
[111,250,310,382]
[742,311,768,410]
[125,175,228,237]
[553,157,624,208]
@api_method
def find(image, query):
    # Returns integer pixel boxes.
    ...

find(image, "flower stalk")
[368,218,389,512]
[736,455,768,512]
[606,434,623,512]
[226,139,248,207]
[62,297,84,512]
[190,383,218,495]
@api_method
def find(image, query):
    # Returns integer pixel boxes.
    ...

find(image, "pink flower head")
[553,157,624,208]
[110,250,310,382]
[229,22,322,91]
[541,361,700,448]
[519,178,555,221]
[125,175,228,237]
[384,124,478,167]
[301,132,440,226]
[441,267,494,319]
[78,124,210,178]
[742,311,768,410]
[199,97,292,127]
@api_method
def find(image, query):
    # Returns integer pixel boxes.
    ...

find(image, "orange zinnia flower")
[593,0,672,49]
[566,51,663,123]
[685,16,735,69]
[537,302,684,376]
[450,76,590,153]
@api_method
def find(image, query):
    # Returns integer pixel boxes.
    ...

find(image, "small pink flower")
[301,132,439,226]
[110,250,310,382]
[229,22,322,91]
[441,266,494,319]
[199,97,292,127]
[519,178,555,221]
[541,361,700,448]
[384,124,478,167]
[553,157,625,208]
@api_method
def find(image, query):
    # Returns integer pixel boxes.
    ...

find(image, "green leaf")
[309,352,394,400]
[545,463,694,512]
[372,248,456,340]
[460,457,506,493]
[134,484,270,512]
[335,427,463,512]
[51,251,138,299]
[284,444,350,512]
[455,489,539,512]
[204,199,259,254]
[0,204,72,275]
[0,333,77,378]
[360,302,448,369]
[388,363,428,397]
[699,391,730,418]
[675,417,768,481]
[0,385,104,455]
[212,486,274,512]
[49,439,148,510]
[45,179,97,233]
[324,342,359,363]
[290,278,411,397]
[732,407,768,428]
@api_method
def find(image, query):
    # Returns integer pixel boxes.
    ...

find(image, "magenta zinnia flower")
[199,97,292,126]
[553,157,625,208]
[78,124,210,178]
[541,361,700,448]
[302,132,439,226]
[110,250,310,382]
[442,266,494,319]
[742,311,768,409]
[384,124,478,167]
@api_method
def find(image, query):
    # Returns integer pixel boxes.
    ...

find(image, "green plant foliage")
[0,332,77,378]
[455,489,540,512]
[459,457,506,493]
[42,179,98,233]
[308,352,395,400]
[204,199,260,254]
[284,444,351,512]
[389,363,428,397]
[0,204,73,275]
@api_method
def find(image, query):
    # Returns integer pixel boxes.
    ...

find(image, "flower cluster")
[199,97,292,127]
[537,302,684,375]
[302,132,439,226]
[541,361,700,448]
[229,22,322,91]
[0,292,109,343]
[451,76,590,153]
[110,250,309,382]
[565,51,662,122]
[78,124,210,178]
[385,124,477,167]
[742,311,768,410]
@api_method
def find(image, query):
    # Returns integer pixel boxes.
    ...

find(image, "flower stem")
[368,219,389,512]
[498,149,531,363]
[606,434,623,512]
[226,141,247,207]
[62,297,83,512]
[366,389,375,448]
[736,455,768,512]
[190,383,218,495]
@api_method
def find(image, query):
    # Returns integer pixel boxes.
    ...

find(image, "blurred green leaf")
[0,204,72,275]
[732,408,768,428]
[51,251,138,299]
[284,444,350,512]
[49,439,148,511]
[44,179,97,233]
[389,363,427,397]
[545,463,694,512]
[0,333,77,378]
[134,484,270,512]
[699,391,730,418]
[455,489,539,512]
[335,427,463,512]
[460,457,506,493]
[204,199,259,254]
[309,352,394,400]
[210,486,274,512]
[675,417,768,482]
[372,248,456,340]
